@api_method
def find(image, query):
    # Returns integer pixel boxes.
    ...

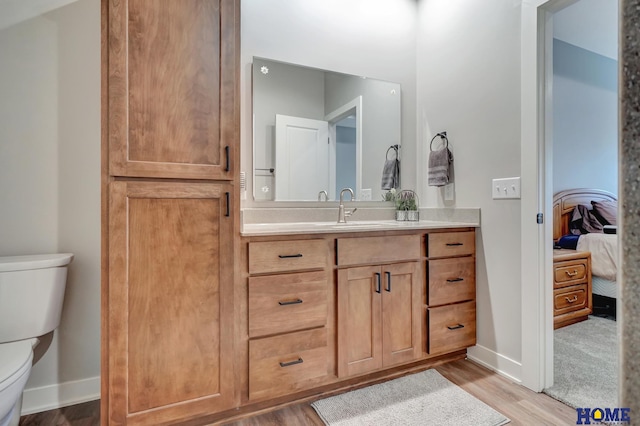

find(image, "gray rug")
[543,316,617,409]
[311,369,510,426]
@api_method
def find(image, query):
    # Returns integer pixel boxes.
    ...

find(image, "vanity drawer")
[428,257,475,306]
[428,301,476,354]
[428,231,475,258]
[337,235,420,266]
[249,328,329,401]
[554,284,588,315]
[554,259,588,288]
[249,239,328,274]
[248,271,328,338]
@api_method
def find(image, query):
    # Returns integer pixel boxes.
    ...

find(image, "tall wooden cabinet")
[102,0,239,424]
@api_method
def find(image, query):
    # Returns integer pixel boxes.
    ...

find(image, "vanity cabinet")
[246,239,334,401]
[426,231,477,355]
[336,236,422,377]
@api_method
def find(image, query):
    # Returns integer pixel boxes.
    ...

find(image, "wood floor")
[19,359,576,426]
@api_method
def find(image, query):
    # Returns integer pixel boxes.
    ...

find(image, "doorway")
[520,0,619,394]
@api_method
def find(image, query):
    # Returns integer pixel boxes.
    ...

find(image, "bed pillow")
[591,199,617,226]
[570,204,604,234]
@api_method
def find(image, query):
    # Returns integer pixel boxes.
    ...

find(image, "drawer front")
[428,231,475,258]
[554,259,588,287]
[249,239,328,274]
[249,271,328,338]
[554,284,588,315]
[428,257,476,306]
[428,301,476,354]
[249,328,329,400]
[337,235,420,266]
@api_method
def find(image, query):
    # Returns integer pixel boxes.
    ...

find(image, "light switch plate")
[492,177,521,199]
[361,188,372,201]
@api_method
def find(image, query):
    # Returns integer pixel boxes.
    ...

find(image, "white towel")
[428,147,453,187]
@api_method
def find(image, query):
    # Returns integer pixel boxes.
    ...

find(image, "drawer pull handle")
[279,358,303,368]
[278,254,303,259]
[565,295,578,303]
[446,243,463,246]
[447,324,465,330]
[278,299,303,306]
[385,271,392,292]
[375,273,381,294]
[446,278,464,283]
[565,270,579,277]
[225,146,230,172]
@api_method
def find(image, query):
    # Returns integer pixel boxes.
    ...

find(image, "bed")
[553,188,618,300]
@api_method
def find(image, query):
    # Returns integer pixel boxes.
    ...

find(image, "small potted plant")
[394,190,419,221]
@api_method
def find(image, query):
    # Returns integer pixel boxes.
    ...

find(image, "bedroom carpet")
[543,316,617,410]
[310,369,510,426]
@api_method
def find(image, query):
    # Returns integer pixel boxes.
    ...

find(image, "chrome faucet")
[318,190,328,201]
[338,188,357,223]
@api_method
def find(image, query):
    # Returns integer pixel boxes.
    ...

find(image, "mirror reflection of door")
[275,114,331,201]
[334,115,357,197]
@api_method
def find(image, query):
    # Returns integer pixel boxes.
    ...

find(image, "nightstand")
[553,249,592,329]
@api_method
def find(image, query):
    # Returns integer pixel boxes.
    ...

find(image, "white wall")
[241,0,417,206]
[0,0,100,413]
[552,38,618,194]
[417,0,524,379]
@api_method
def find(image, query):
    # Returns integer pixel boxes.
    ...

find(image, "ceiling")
[553,0,618,60]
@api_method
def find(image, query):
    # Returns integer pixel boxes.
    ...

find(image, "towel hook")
[386,144,400,160]
[429,132,448,152]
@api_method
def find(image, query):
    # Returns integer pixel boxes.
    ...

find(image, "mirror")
[252,57,401,202]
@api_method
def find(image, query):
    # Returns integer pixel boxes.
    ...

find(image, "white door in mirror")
[275,114,331,201]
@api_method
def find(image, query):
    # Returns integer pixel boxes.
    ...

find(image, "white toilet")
[0,253,73,426]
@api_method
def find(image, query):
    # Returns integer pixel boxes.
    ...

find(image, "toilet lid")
[0,253,74,272]
[0,341,32,386]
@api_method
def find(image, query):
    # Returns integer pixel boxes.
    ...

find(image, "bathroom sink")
[324,222,387,229]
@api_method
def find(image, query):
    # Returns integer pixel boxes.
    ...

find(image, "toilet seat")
[0,341,33,392]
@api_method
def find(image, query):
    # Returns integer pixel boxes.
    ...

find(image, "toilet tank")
[0,254,74,343]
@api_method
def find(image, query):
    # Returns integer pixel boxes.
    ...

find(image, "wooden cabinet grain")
[107,181,235,424]
[336,236,422,378]
[107,0,238,180]
[102,0,240,423]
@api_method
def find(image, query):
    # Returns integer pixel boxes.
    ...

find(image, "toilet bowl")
[0,341,33,426]
[0,253,73,426]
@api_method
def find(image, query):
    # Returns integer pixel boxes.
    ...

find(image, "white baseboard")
[467,344,522,384]
[21,376,100,415]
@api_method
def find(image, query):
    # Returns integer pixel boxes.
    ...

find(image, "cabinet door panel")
[109,0,237,179]
[109,181,234,424]
[382,262,421,366]
[337,266,382,377]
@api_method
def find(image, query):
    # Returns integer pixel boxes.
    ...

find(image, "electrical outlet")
[492,177,521,199]
[444,183,454,201]
[361,188,372,201]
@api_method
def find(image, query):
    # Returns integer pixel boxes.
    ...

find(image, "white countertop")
[241,219,479,237]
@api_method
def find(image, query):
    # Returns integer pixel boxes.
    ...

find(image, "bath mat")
[311,369,510,426]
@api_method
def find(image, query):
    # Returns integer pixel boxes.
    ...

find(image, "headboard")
[553,188,617,241]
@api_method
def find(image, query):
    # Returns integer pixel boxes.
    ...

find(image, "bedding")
[576,233,618,281]
[591,200,618,225]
